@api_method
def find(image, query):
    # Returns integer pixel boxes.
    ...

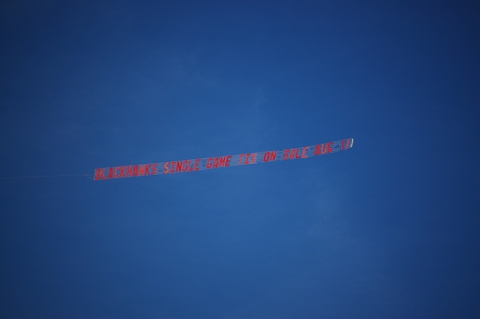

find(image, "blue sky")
[1,1,479,318]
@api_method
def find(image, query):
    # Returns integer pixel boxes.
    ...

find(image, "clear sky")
[1,1,479,318]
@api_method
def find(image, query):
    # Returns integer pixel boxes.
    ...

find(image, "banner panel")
[94,138,354,181]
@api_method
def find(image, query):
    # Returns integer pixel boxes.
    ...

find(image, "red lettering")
[270,151,277,161]
[283,149,290,160]
[126,166,133,177]
[133,165,139,176]
[251,153,257,163]
[139,164,145,176]
[163,162,170,174]
[245,154,251,164]
[295,148,302,159]
[152,163,158,175]
[289,149,296,159]
[144,164,151,175]
[108,167,115,179]
[327,142,333,153]
[345,139,351,149]
[264,151,277,162]
[194,158,201,171]
[175,161,182,173]
[272,151,277,161]
[264,152,270,162]
[219,156,226,167]
[238,154,244,165]
[213,157,219,168]
[181,160,187,172]
[119,166,126,178]
[225,155,232,167]
[207,158,214,169]
[314,144,329,155]
[301,146,309,158]
[94,168,106,180]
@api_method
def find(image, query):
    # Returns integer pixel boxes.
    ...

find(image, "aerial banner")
[94,138,354,181]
